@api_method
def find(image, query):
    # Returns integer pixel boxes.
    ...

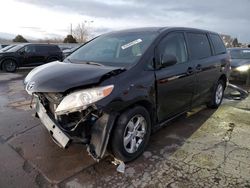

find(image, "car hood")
[24,61,124,93]
[231,59,250,68]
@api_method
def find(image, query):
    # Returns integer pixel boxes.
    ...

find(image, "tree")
[63,35,77,43]
[232,38,239,47]
[73,23,89,43]
[13,35,28,43]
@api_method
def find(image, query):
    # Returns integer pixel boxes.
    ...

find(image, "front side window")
[187,33,212,60]
[67,31,157,67]
[24,45,36,53]
[158,32,188,65]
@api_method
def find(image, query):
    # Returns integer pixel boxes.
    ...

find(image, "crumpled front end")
[33,92,117,161]
[24,61,126,161]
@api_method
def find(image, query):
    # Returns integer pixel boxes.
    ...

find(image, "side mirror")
[161,54,177,67]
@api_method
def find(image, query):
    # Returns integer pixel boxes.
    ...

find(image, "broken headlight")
[55,85,114,115]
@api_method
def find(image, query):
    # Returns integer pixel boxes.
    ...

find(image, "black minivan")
[0,43,63,72]
[24,27,230,162]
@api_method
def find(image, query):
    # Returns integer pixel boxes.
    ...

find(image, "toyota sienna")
[24,27,230,162]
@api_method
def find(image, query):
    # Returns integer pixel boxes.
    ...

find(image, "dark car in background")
[0,43,63,72]
[24,27,230,162]
[227,48,250,80]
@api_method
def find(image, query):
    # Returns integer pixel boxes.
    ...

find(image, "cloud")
[2,0,250,42]
[17,0,250,20]
[16,0,141,19]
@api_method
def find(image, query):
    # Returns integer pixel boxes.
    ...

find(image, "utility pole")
[70,23,72,35]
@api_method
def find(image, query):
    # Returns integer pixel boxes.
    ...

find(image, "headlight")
[235,65,250,72]
[55,85,114,115]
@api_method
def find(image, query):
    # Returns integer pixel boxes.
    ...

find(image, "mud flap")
[88,112,118,160]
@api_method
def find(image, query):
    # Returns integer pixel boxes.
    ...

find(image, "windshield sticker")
[121,39,142,50]
[243,50,250,53]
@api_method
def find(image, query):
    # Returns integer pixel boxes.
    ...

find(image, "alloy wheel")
[4,60,16,72]
[123,115,147,154]
[215,83,223,105]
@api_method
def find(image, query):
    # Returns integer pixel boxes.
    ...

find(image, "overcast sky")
[0,0,250,42]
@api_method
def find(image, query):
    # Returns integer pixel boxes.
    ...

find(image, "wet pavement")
[0,69,250,188]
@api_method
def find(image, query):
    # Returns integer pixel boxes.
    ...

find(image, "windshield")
[66,31,157,67]
[229,49,250,59]
[6,44,25,52]
[0,45,16,52]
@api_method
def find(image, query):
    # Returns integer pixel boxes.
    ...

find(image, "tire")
[110,106,151,162]
[2,59,17,72]
[207,79,225,109]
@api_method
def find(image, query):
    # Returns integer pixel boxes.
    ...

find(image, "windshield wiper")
[65,59,103,66]
[84,61,103,66]
[65,58,73,63]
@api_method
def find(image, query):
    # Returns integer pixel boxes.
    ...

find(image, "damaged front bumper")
[35,100,71,148]
[34,95,118,161]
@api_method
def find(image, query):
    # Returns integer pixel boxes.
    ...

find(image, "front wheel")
[207,79,225,109]
[110,106,151,162]
[2,60,17,72]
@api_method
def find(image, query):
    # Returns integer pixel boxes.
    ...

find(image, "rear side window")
[187,33,212,60]
[40,45,61,52]
[35,46,48,53]
[210,34,226,55]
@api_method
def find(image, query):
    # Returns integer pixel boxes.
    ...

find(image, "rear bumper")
[35,98,70,148]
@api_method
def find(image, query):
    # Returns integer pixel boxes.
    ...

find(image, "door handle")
[186,67,194,75]
[196,64,202,72]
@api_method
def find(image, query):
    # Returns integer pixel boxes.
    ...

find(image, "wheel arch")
[218,74,227,87]
[115,99,156,127]
[0,57,18,70]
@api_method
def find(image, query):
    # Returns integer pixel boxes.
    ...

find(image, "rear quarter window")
[186,33,212,60]
[210,34,226,55]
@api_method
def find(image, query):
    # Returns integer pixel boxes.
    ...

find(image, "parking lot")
[0,69,250,188]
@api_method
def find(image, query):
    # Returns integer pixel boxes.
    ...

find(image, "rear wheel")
[110,106,151,162]
[207,79,225,109]
[2,59,17,72]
